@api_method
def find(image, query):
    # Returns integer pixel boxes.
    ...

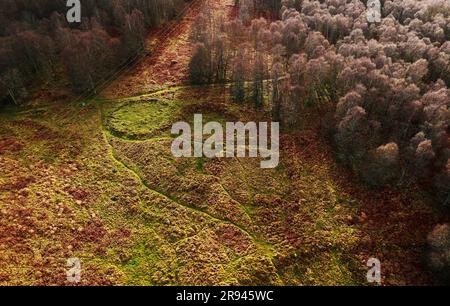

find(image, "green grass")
[0,85,438,286]
[107,99,182,140]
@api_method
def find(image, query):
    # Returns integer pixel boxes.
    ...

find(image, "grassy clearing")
[0,83,439,285]
[102,87,382,284]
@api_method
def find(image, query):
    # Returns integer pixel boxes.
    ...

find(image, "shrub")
[427,224,450,282]
[335,106,373,167]
[362,142,400,187]
[189,43,212,85]
[434,159,450,206]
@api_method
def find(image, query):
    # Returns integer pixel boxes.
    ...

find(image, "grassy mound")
[107,99,182,140]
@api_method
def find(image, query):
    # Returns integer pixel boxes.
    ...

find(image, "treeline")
[190,0,449,202]
[0,0,188,102]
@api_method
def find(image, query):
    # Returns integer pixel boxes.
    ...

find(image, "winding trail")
[97,94,283,283]
[97,0,271,249]
[94,0,283,279]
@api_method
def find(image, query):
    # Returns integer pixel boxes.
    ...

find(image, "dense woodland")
[0,0,188,101]
[189,0,450,280]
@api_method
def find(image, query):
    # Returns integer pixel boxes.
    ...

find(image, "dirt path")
[101,0,235,100]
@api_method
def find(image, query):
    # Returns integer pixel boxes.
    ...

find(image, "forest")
[0,0,449,286]
[0,0,187,100]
